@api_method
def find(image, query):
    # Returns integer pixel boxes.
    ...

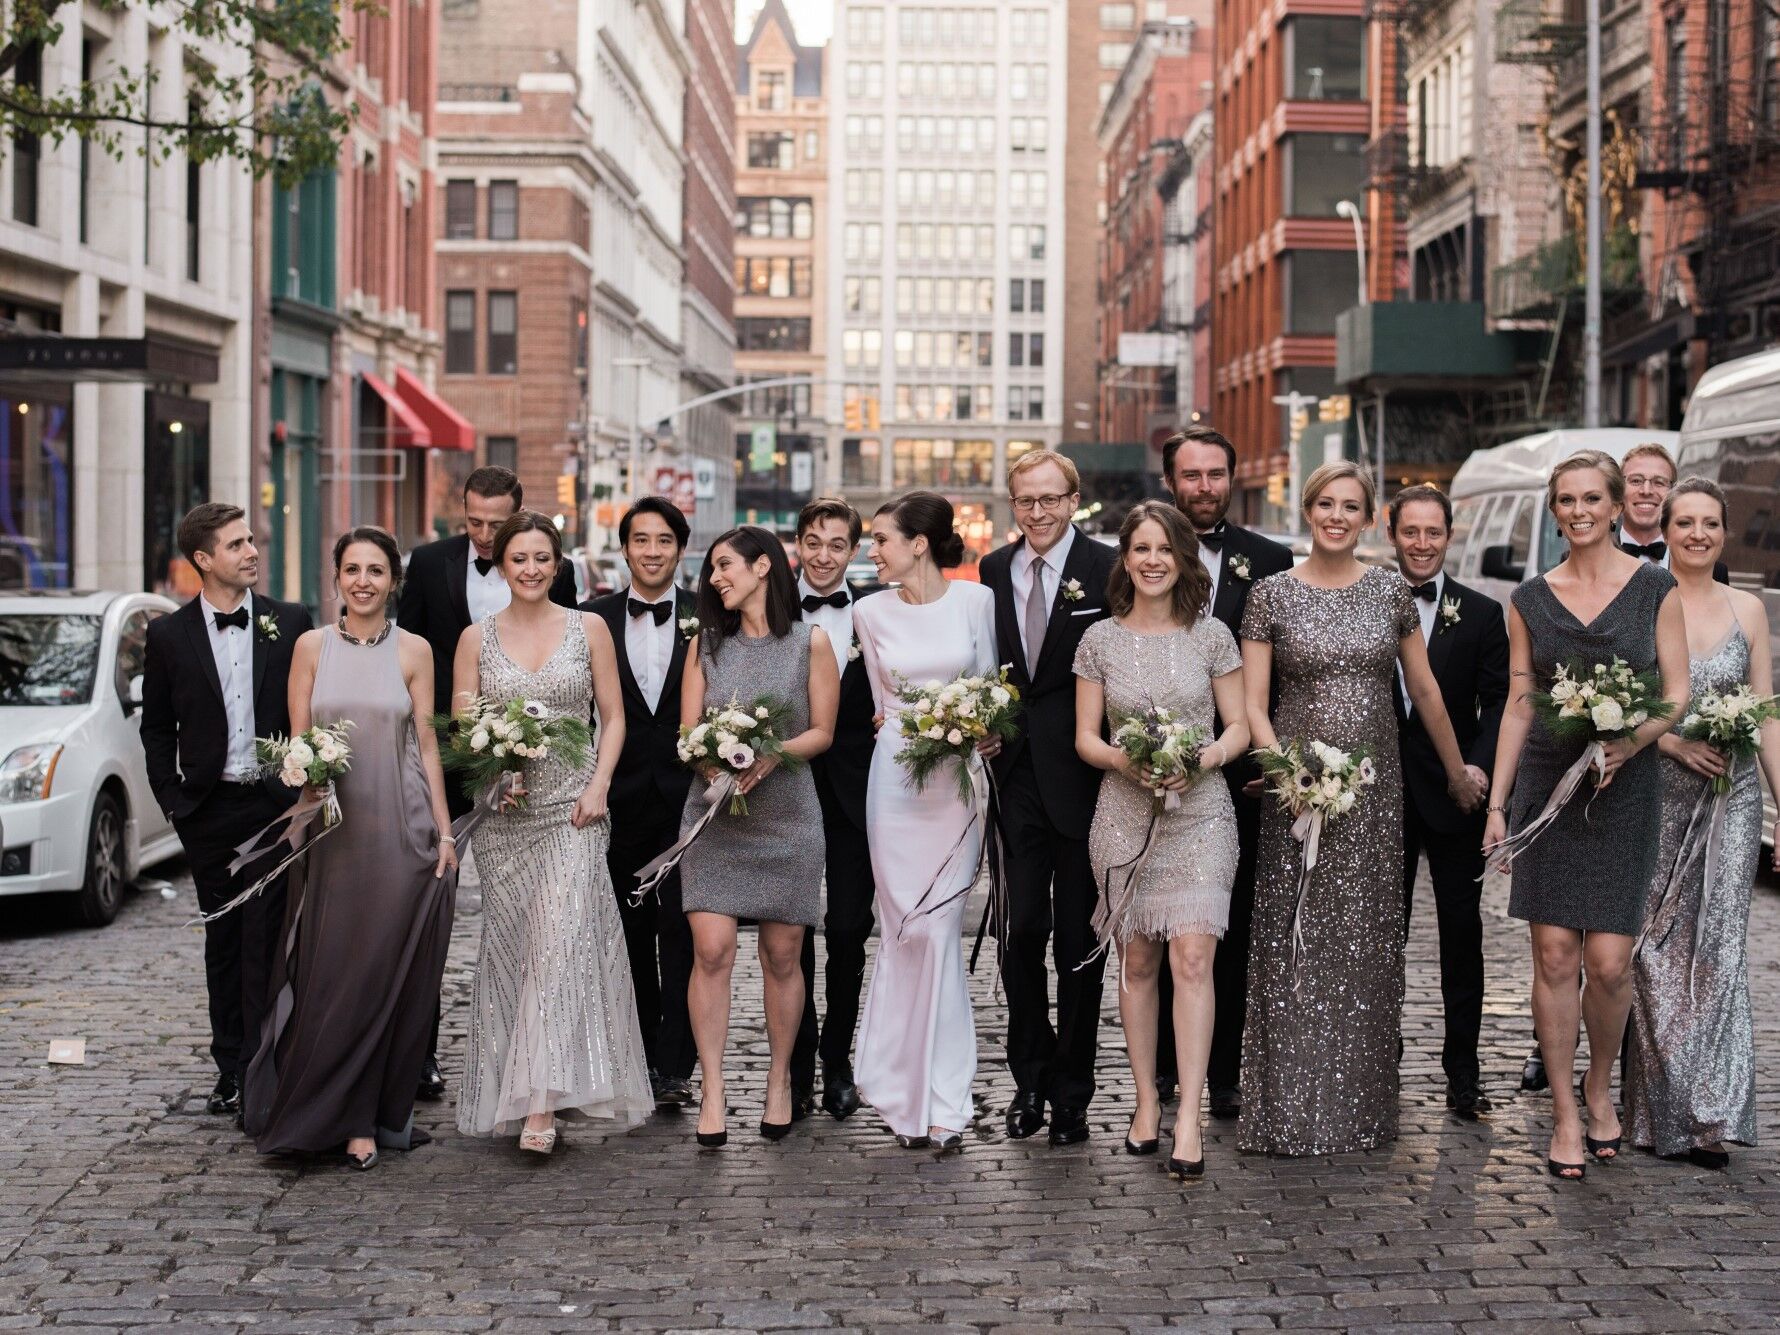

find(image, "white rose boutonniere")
[1438,595,1461,634]
[256,614,280,641]
[1229,555,1252,581]
[1062,578,1085,602]
[847,638,862,662]
[678,615,700,638]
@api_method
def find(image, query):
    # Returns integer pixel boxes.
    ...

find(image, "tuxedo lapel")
[250,595,270,703]
[1425,594,1458,681]
[658,589,696,721]
[1210,530,1245,631]
[445,536,472,631]
[1034,529,1093,680]
[182,599,225,707]
[602,600,650,719]
[992,542,1027,686]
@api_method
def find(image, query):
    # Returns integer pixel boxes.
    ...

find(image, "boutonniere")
[1229,555,1252,582]
[1062,578,1085,603]
[847,638,862,662]
[1439,596,1461,633]
[678,615,700,639]
[256,614,280,642]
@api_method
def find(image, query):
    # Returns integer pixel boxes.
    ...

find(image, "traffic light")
[844,399,863,432]
[1266,473,1287,507]
[556,474,576,508]
[865,396,880,431]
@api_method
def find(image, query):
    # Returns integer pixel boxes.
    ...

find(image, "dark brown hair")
[464,465,523,505]
[695,525,799,654]
[797,496,863,546]
[176,502,246,564]
[1661,475,1729,529]
[490,509,562,566]
[1162,425,1237,480]
[1107,501,1210,626]
[1387,483,1453,532]
[331,525,404,600]
[875,491,966,568]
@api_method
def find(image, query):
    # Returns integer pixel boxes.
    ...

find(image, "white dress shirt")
[798,575,855,676]
[624,591,677,713]
[1008,525,1076,667]
[1398,569,1444,715]
[1622,532,1672,571]
[1197,527,1224,610]
[201,591,259,780]
[465,552,511,625]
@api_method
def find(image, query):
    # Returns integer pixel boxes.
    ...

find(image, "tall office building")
[827,1,1067,558]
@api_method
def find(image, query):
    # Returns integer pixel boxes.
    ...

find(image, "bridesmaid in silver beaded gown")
[454,514,652,1149]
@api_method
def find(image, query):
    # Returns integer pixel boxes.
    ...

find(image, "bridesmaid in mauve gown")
[1238,463,1481,1157]
[245,527,457,1167]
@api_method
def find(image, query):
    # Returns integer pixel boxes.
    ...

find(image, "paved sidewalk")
[3,861,1778,1333]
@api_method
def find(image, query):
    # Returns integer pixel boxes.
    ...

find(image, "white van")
[1448,428,1681,606]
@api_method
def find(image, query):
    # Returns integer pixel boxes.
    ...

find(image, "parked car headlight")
[0,744,62,803]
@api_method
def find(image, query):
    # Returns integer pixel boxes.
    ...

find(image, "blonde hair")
[1621,442,1678,480]
[1007,449,1081,496]
[1301,460,1377,521]
[1545,449,1625,512]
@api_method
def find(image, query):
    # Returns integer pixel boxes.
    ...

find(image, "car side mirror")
[1479,544,1523,582]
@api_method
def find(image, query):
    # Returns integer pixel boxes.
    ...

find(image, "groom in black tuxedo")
[583,497,698,1108]
[1163,427,1294,1118]
[1389,485,1507,1119]
[140,502,312,1117]
[397,465,576,1099]
[981,450,1118,1145]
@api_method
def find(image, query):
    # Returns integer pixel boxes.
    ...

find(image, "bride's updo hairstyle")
[876,490,967,569]
[1544,449,1625,514]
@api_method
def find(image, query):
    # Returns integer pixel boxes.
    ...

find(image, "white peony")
[755,705,769,720]
[946,728,964,746]
[990,686,1011,707]
[470,729,489,751]
[492,743,508,758]
[914,697,932,715]
[925,725,945,740]
[956,699,977,717]
[287,741,315,767]
[1336,789,1358,813]
[1550,679,1577,702]
[1681,713,1701,731]
[1589,697,1624,732]
[280,760,307,788]
[1319,776,1344,801]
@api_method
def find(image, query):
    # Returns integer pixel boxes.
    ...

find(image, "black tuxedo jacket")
[805,589,880,832]
[583,587,697,818]
[980,528,1119,839]
[1396,576,1509,835]
[399,533,578,716]
[140,593,313,823]
[1207,523,1296,791]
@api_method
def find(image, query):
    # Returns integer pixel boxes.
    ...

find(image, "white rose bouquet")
[433,696,591,808]
[256,721,354,826]
[1529,655,1669,751]
[1254,737,1378,959]
[892,666,1022,802]
[677,693,801,815]
[1111,707,1208,812]
[1677,685,1779,795]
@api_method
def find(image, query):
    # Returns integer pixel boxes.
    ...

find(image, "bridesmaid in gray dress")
[1239,463,1483,1158]
[1484,450,1689,1181]
[679,526,837,1147]
[1626,480,1780,1168]
[245,527,456,1169]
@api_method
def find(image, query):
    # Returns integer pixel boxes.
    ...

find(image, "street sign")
[692,457,717,500]
[1117,332,1180,367]
[653,465,678,496]
[790,450,813,493]
[749,424,776,473]
[673,469,696,514]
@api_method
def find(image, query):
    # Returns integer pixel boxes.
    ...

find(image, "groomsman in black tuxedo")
[981,450,1118,1145]
[1163,427,1294,1119]
[140,503,312,1118]
[1389,485,1507,1119]
[397,464,576,1099]
[583,497,698,1109]
[787,498,878,1120]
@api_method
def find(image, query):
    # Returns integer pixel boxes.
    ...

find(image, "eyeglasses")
[1011,493,1075,514]
[1624,473,1671,491]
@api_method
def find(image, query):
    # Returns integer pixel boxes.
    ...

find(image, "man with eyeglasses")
[980,450,1117,1146]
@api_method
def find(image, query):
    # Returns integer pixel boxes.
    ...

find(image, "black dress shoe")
[1005,1090,1046,1140]
[1446,1081,1492,1121]
[1520,1049,1548,1092]
[655,1075,694,1109]
[206,1072,241,1116]
[416,1056,446,1103]
[1048,1106,1089,1146]
[1156,1075,1177,1104]
[790,1081,814,1123]
[822,1067,862,1120]
[1688,1145,1731,1170]
[1207,1087,1240,1120]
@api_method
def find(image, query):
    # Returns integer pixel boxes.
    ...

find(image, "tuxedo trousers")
[177,783,289,1079]
[792,804,876,1085]
[607,796,696,1081]
[1400,802,1487,1087]
[1207,785,1262,1096]
[999,755,1105,1110]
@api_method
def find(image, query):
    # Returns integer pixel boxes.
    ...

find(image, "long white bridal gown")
[852,579,999,1138]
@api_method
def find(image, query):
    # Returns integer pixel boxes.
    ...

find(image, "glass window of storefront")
[891,438,994,488]
[0,387,75,590]
[143,392,212,599]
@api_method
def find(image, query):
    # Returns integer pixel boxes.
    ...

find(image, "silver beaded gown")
[1625,617,1761,1156]
[456,612,652,1137]
[1238,566,1419,1156]
[1073,616,1242,944]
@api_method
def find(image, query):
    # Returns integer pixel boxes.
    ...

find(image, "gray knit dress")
[678,622,824,926]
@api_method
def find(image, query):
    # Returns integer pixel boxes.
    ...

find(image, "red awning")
[360,371,432,449]
[394,366,476,451]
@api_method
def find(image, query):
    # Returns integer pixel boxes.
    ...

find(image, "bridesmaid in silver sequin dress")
[1072,502,1248,1178]
[1626,480,1780,1168]
[1239,463,1484,1157]
[451,512,652,1153]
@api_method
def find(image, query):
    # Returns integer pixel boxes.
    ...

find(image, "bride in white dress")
[852,492,1000,1152]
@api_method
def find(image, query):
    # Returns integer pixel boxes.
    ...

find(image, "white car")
[0,590,182,925]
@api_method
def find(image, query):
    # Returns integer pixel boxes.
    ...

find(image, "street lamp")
[1335,199,1367,308]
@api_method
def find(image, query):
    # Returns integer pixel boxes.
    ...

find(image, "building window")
[737,196,814,239]
[1285,17,1366,101]
[273,168,338,308]
[79,40,97,244]
[1283,251,1358,334]
[805,129,820,160]
[891,438,994,488]
[571,298,588,371]
[487,292,518,373]
[736,256,814,297]
[488,180,518,240]
[1100,42,1132,70]
[445,291,477,372]
[1284,134,1367,217]
[756,69,788,111]
[0,384,75,589]
[842,436,880,487]
[1029,333,1045,367]
[1100,2,1137,27]
[445,179,476,239]
[184,98,202,282]
[736,317,812,351]
[11,43,41,226]
[748,132,796,169]
[485,436,518,472]
[1009,332,1026,367]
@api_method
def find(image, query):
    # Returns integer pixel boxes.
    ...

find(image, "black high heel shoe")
[1688,1145,1730,1170]
[1584,1132,1622,1161]
[1546,1157,1585,1181]
[759,1118,792,1142]
[1124,1114,1159,1156]
[696,1098,728,1149]
[1165,1154,1204,1181]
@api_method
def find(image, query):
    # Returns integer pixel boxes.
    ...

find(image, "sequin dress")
[1073,616,1242,943]
[1237,565,1419,1156]
[456,611,652,1137]
[1625,617,1761,1156]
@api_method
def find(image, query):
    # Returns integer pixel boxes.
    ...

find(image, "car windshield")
[0,613,103,705]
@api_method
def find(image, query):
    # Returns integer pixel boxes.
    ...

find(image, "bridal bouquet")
[1111,708,1207,812]
[1255,739,1377,959]
[257,721,354,826]
[1677,685,1779,794]
[434,696,590,808]
[678,694,801,815]
[893,666,1022,802]
[1530,655,1667,751]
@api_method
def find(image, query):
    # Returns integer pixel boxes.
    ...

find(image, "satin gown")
[852,581,999,1138]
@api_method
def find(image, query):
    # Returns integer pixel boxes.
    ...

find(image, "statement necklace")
[337,615,394,647]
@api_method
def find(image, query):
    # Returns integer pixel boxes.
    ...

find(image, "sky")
[735,0,833,45]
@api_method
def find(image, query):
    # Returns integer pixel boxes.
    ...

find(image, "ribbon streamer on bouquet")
[1286,806,1325,965]
[1081,792,1178,988]
[1481,740,1607,876]
[448,770,526,856]
[185,783,341,926]
[966,767,1011,990]
[895,756,1005,990]
[631,773,737,904]
[1634,771,1733,1001]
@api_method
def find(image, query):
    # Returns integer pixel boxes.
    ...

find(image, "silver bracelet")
[438,835,457,844]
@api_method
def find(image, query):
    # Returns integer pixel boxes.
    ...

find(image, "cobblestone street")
[4,862,1779,1333]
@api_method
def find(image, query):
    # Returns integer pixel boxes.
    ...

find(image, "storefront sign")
[0,336,219,384]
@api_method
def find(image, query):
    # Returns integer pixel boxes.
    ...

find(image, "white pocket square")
[1069,606,1103,617]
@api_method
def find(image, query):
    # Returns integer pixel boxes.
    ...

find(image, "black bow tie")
[802,591,849,612]
[1412,581,1439,602]
[1624,540,1666,562]
[628,597,672,625]
[212,606,250,632]
[1197,523,1227,554]
[473,556,495,577]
